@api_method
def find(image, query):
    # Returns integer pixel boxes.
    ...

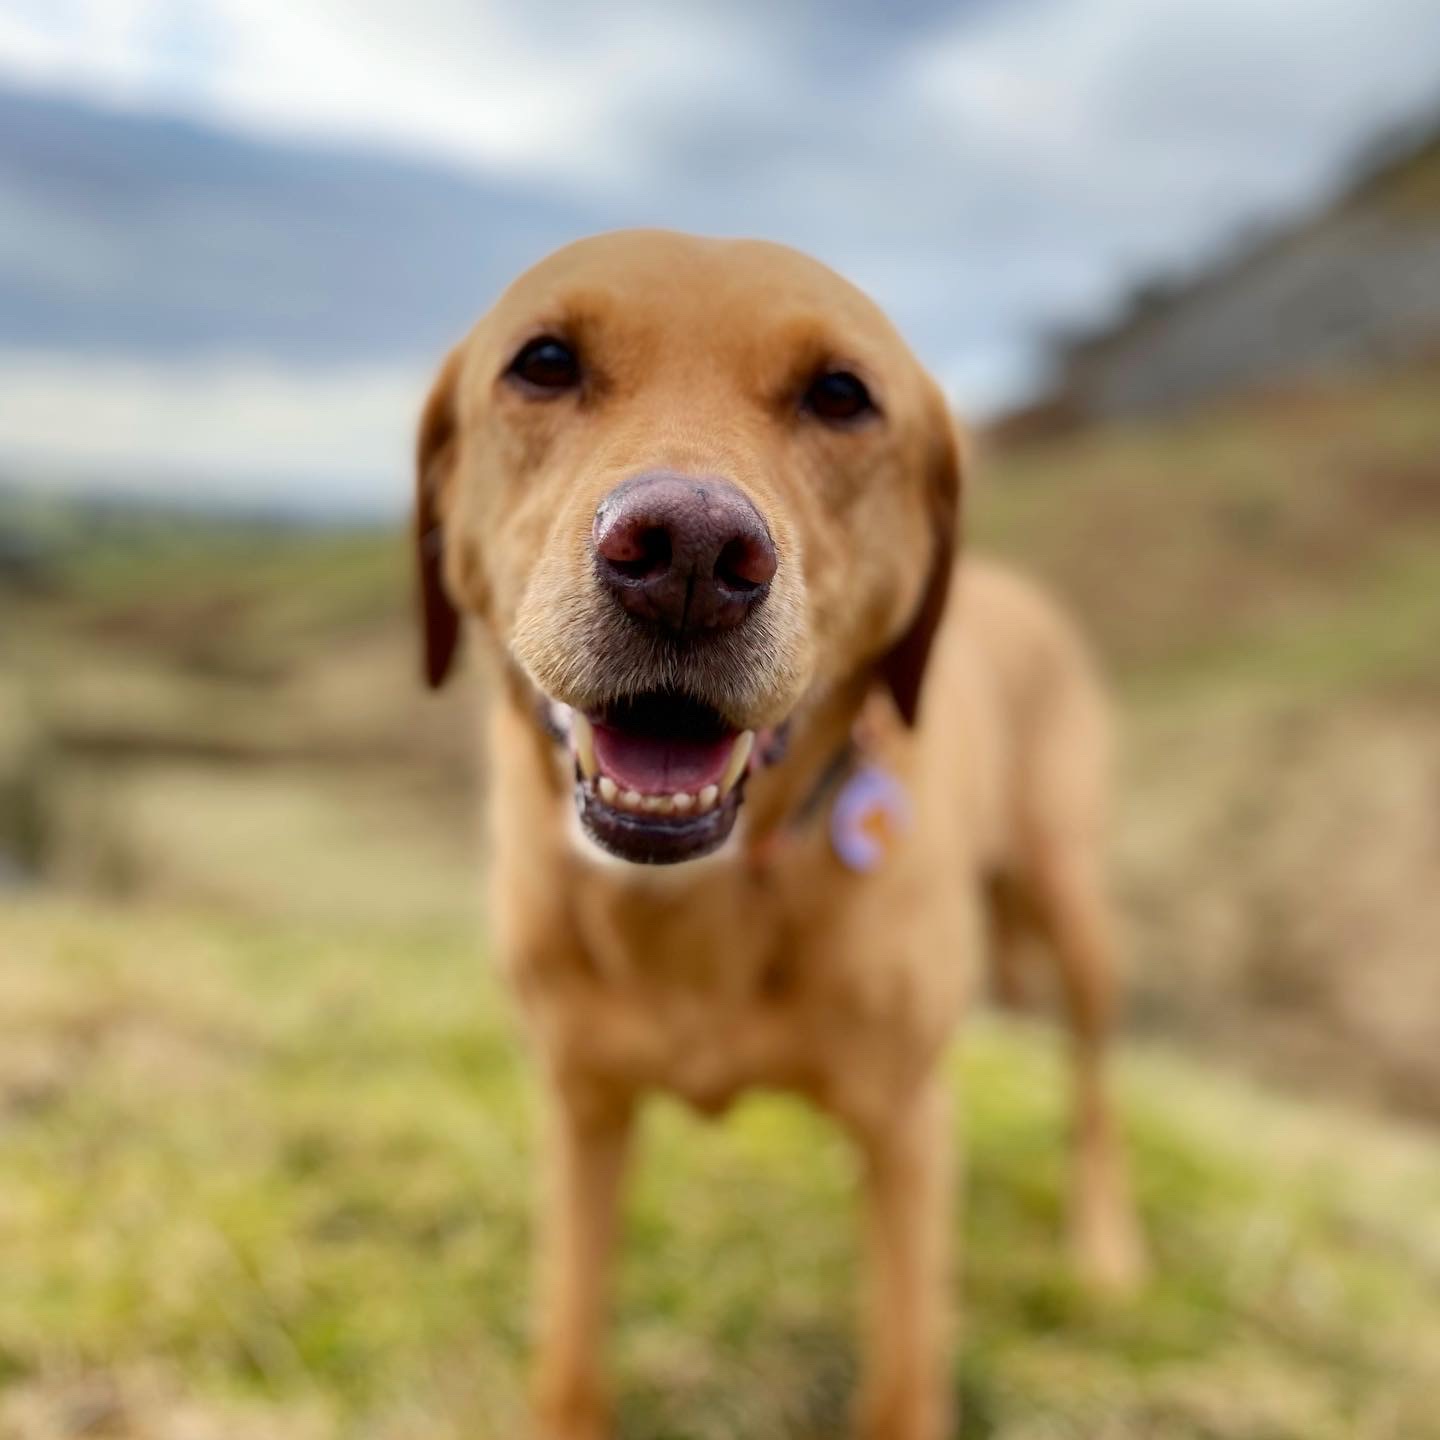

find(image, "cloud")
[0,0,775,189]
[914,0,1440,253]
[0,349,424,511]
[2,0,1439,504]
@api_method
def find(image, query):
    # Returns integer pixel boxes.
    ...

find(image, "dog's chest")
[538,848,968,1116]
[559,870,807,1111]
[611,981,793,1115]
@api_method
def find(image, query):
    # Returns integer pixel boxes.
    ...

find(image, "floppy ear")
[414,346,465,689]
[877,399,964,727]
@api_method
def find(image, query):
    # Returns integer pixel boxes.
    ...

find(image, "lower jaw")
[575,779,744,864]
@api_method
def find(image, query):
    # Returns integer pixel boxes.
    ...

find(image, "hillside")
[1029,113,1440,423]
[978,363,1440,1115]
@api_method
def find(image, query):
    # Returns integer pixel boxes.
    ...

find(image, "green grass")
[3,899,1439,1440]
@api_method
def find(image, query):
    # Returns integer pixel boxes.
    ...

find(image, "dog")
[414,229,1143,1440]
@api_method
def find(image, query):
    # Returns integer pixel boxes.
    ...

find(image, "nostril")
[596,505,676,583]
[606,525,672,581]
[715,534,777,593]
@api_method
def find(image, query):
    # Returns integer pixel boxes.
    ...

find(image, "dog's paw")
[855,1387,953,1440]
[532,1379,611,1440]
[1070,1196,1149,1297]
[534,1409,608,1440]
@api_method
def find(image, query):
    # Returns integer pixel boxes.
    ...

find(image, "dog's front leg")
[532,1084,634,1440]
[849,1076,955,1440]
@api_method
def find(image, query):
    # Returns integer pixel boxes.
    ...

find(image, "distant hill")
[1004,108,1440,431]
[0,83,600,365]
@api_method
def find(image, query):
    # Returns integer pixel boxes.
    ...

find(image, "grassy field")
[5,898,1440,1440]
[3,362,1440,1437]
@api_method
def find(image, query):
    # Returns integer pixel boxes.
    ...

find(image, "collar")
[743,730,858,872]
[745,694,910,874]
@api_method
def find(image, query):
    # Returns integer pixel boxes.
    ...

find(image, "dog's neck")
[741,673,881,860]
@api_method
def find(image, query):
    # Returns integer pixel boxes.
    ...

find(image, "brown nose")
[592,473,777,634]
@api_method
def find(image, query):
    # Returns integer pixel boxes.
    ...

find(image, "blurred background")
[3,3,1440,1437]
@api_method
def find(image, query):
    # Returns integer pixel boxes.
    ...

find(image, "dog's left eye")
[802,370,875,423]
[507,336,581,390]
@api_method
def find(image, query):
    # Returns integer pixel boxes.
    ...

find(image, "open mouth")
[562,691,756,864]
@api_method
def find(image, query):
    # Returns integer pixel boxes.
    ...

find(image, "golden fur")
[416,230,1143,1440]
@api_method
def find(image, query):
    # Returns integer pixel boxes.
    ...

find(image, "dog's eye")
[803,370,874,423]
[507,336,581,391]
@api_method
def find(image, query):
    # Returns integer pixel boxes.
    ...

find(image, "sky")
[2,0,1439,511]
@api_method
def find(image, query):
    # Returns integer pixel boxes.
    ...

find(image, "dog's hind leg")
[1026,843,1146,1293]
[984,871,1041,1012]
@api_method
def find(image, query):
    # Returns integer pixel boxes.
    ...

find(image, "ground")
[5,898,1440,1440]
[2,363,1439,1437]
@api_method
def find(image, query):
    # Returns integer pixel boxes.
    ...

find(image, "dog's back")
[940,556,1113,884]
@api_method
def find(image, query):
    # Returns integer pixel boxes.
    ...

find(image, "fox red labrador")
[416,229,1143,1439]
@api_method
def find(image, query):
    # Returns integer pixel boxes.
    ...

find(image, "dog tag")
[830,764,909,872]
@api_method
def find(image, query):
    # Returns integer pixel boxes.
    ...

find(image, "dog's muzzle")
[552,691,757,864]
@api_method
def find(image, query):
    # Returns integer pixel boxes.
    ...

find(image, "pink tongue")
[592,723,736,796]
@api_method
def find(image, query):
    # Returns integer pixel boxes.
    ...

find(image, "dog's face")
[417,230,960,865]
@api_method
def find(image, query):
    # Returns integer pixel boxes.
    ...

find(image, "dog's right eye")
[802,369,875,424]
[507,337,581,391]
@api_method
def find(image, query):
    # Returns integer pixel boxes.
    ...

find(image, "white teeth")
[589,745,745,817]
[718,730,755,797]
[571,712,598,780]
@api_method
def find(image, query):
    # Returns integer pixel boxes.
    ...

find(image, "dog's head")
[416,230,961,865]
